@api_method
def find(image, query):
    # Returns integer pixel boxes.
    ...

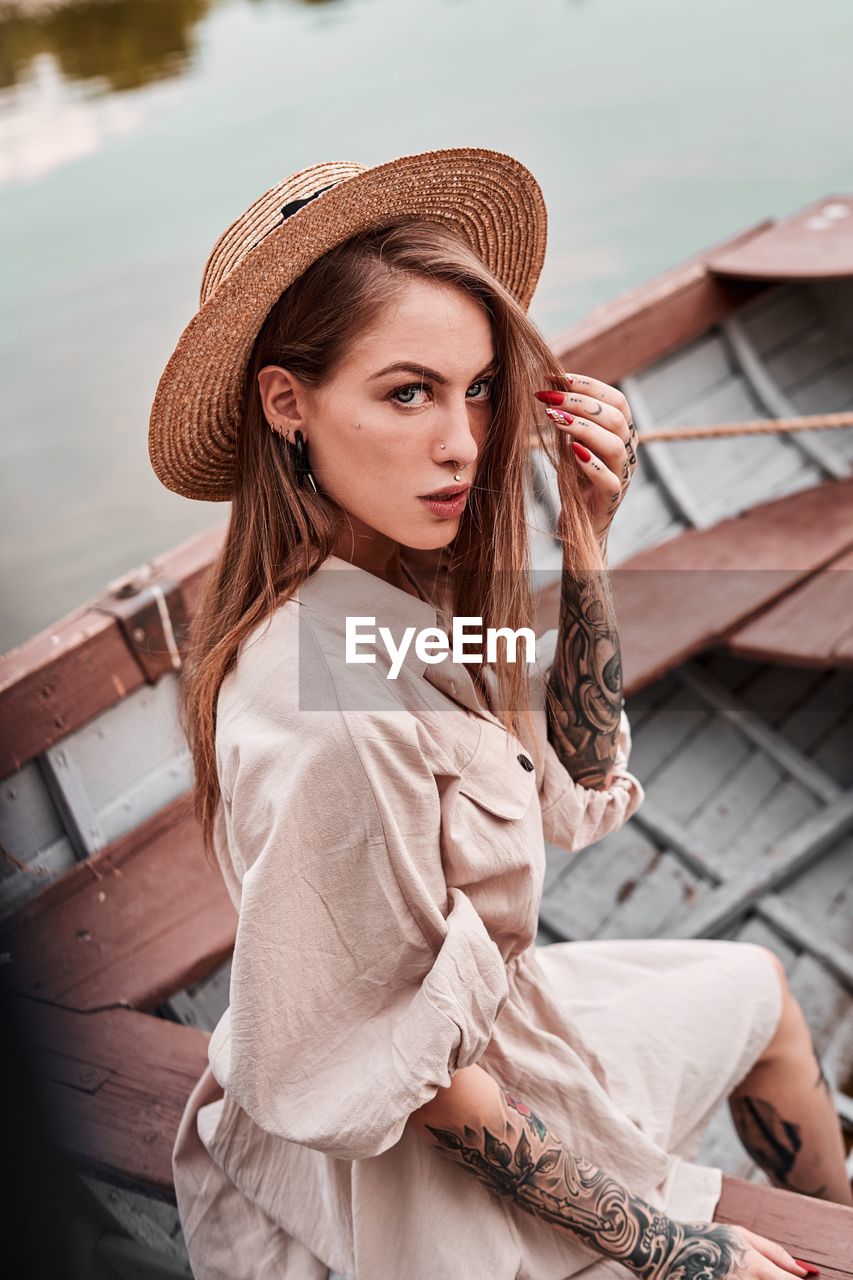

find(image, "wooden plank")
[663,790,853,941]
[13,994,209,1200]
[39,741,108,860]
[675,662,843,802]
[0,525,225,778]
[722,310,849,480]
[621,374,712,527]
[707,193,853,280]
[616,479,853,695]
[726,547,853,668]
[604,764,852,986]
[534,480,853,696]
[0,793,236,1012]
[538,824,658,941]
[594,850,700,940]
[714,1174,853,1269]
[0,758,77,920]
[758,893,853,991]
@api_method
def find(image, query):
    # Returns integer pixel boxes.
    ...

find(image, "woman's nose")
[436,404,480,466]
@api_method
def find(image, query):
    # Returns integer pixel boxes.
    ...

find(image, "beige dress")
[172,555,783,1280]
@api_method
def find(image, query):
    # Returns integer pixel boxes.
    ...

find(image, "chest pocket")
[456,718,538,819]
[446,717,542,915]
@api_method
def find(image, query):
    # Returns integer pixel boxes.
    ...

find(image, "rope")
[531,410,853,445]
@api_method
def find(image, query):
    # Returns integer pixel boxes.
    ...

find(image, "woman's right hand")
[662,1221,813,1280]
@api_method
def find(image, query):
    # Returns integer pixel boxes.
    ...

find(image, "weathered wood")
[621,374,713,527]
[0,526,224,778]
[1,793,236,1012]
[662,790,853,942]
[630,800,724,882]
[39,741,108,860]
[13,994,209,1200]
[714,1175,853,1269]
[721,312,850,479]
[725,546,853,669]
[534,478,853,695]
[758,893,853,992]
[675,662,843,803]
[708,193,853,280]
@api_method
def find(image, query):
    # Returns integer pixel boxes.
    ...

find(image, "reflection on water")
[0,0,342,94]
[0,0,211,93]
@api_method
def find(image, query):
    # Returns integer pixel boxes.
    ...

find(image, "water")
[2,0,852,652]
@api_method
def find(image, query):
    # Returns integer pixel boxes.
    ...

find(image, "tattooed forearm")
[546,563,623,789]
[729,1095,828,1198]
[425,1087,749,1279]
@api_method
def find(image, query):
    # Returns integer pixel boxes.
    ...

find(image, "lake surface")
[2,0,852,651]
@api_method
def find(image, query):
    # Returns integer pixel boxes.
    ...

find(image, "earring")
[290,429,319,492]
[271,421,318,492]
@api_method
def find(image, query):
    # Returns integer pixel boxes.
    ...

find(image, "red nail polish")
[794,1262,819,1276]
[535,391,565,406]
[571,442,592,462]
[545,408,574,425]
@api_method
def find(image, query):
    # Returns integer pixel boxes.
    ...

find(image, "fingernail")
[563,374,574,385]
[535,391,565,406]
[544,407,574,425]
[572,442,592,462]
[794,1262,819,1276]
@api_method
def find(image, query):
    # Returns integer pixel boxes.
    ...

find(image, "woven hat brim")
[148,147,548,502]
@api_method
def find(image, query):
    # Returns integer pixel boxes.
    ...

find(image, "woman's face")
[259,278,496,567]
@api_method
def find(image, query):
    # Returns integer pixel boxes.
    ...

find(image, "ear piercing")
[267,420,318,491]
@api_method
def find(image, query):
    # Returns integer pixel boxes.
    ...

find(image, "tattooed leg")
[420,1080,750,1279]
[728,977,853,1205]
[545,564,623,790]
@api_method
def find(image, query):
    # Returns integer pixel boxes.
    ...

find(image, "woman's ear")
[257,365,310,440]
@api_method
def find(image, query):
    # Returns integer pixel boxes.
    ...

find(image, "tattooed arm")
[409,1065,805,1280]
[545,558,623,791]
[542,373,639,791]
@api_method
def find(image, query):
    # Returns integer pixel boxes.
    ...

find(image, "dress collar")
[297,555,507,727]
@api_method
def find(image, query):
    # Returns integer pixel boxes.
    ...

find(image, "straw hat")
[148,147,548,501]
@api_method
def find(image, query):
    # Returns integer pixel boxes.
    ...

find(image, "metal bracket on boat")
[94,566,188,684]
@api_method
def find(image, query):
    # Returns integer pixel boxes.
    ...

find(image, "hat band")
[279,181,340,222]
[243,180,345,259]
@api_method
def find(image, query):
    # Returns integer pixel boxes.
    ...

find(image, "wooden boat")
[2,193,852,1276]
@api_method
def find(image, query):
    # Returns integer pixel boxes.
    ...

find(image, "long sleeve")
[209,684,510,1162]
[532,627,645,855]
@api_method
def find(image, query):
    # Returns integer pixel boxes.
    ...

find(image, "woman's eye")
[390,382,430,406]
[388,377,493,408]
[466,378,492,400]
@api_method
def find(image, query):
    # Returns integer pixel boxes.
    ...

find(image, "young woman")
[149,149,849,1280]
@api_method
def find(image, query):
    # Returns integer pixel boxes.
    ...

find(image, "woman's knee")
[755,946,808,1061]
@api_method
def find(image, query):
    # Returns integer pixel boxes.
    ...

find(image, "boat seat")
[534,476,853,695]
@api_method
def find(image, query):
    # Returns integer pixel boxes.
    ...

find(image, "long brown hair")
[178,217,604,862]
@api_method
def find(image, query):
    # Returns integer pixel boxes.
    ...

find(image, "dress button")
[517,753,534,772]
